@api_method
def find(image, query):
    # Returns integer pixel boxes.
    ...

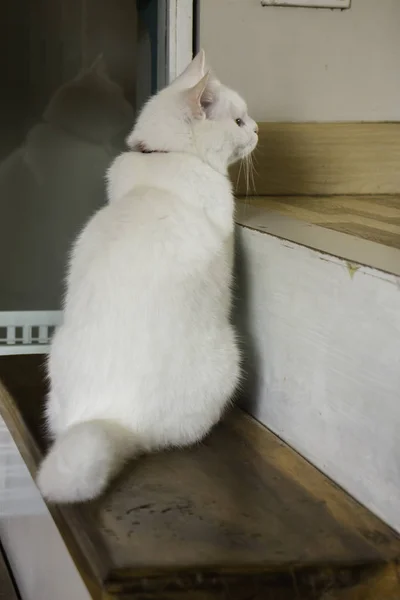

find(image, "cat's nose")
[254,123,259,134]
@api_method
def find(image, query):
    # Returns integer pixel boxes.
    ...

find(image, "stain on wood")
[231,123,400,197]
[346,262,360,279]
[0,355,400,599]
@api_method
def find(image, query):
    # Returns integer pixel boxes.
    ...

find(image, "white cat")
[37,50,258,503]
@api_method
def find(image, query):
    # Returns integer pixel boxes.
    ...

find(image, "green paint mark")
[346,262,360,279]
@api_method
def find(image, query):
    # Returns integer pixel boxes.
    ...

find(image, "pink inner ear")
[191,72,212,103]
[200,85,214,108]
[185,93,205,120]
[185,72,212,119]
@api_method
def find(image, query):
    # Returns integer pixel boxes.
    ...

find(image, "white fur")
[37,50,258,503]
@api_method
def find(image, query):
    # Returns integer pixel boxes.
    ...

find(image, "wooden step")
[234,201,400,535]
[0,355,400,599]
[237,195,400,251]
[231,121,400,274]
[236,196,400,277]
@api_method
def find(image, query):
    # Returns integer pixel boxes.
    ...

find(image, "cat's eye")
[235,118,244,127]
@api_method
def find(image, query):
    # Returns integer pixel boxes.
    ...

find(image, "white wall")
[200,0,400,122]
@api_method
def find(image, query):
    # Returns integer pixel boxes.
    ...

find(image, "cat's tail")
[37,420,137,504]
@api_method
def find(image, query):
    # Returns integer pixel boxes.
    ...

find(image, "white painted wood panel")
[167,0,193,82]
[236,226,400,531]
[0,416,90,600]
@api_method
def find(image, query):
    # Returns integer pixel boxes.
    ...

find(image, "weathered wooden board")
[237,195,400,250]
[0,355,400,599]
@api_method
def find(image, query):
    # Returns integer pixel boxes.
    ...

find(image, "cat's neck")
[108,151,231,205]
[107,151,234,234]
[128,120,231,176]
[134,142,169,155]
[132,143,228,176]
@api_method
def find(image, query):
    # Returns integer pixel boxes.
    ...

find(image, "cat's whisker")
[243,153,257,197]
[249,153,257,195]
[246,155,253,196]
[252,148,260,170]
[252,162,259,178]
[244,155,251,198]
[254,145,266,161]
[236,158,244,190]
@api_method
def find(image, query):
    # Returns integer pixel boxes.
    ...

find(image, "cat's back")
[65,151,233,326]
[70,180,217,291]
[75,150,232,267]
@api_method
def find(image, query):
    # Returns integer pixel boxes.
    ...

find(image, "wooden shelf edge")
[235,198,400,277]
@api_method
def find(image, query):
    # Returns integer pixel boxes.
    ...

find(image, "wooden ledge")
[236,196,400,277]
[1,355,400,599]
[231,121,400,276]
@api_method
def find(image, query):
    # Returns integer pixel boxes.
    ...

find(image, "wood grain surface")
[237,195,400,250]
[231,123,400,197]
[1,355,400,599]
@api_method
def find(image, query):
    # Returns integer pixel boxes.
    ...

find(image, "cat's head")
[127,50,258,172]
[44,56,134,146]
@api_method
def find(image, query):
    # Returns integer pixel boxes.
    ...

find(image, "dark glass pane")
[0,0,153,311]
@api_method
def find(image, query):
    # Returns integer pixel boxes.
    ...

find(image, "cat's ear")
[185,71,214,119]
[89,54,109,77]
[187,49,206,77]
[173,49,206,88]
[76,54,110,81]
